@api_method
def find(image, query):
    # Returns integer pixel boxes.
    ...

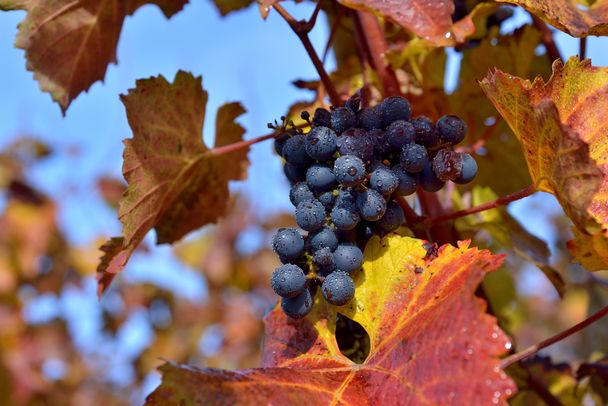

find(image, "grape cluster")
[270,96,477,318]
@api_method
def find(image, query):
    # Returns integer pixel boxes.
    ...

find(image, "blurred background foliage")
[1,0,608,404]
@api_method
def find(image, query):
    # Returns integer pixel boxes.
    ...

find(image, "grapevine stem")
[395,196,428,239]
[353,11,400,97]
[273,3,342,106]
[501,303,608,369]
[531,15,562,63]
[210,132,276,156]
[322,6,344,63]
[421,185,536,227]
[579,37,587,61]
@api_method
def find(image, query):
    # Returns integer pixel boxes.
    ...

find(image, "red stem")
[531,15,562,63]
[579,37,587,61]
[273,4,341,106]
[210,133,276,156]
[353,11,400,97]
[422,185,536,228]
[501,304,608,369]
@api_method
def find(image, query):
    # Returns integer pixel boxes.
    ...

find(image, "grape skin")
[334,155,366,187]
[295,199,326,232]
[333,244,363,273]
[272,264,307,298]
[281,289,313,319]
[272,228,304,261]
[322,271,355,306]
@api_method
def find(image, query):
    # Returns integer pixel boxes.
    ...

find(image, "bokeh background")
[1,1,607,404]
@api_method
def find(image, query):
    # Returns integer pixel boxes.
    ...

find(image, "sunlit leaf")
[3,0,188,112]
[96,71,249,295]
[497,0,608,37]
[480,58,608,270]
[148,235,516,405]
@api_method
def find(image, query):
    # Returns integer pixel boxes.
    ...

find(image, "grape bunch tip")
[271,95,478,319]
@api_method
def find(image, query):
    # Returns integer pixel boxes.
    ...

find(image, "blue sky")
[1,1,607,402]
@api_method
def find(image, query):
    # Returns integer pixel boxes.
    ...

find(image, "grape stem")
[352,11,400,97]
[420,185,536,227]
[531,15,562,63]
[501,303,608,369]
[273,3,342,106]
[579,37,587,61]
[210,132,277,156]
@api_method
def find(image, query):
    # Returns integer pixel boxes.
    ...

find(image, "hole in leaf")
[335,313,370,364]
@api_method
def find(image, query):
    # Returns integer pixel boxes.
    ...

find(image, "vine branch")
[501,304,608,369]
[579,37,587,61]
[531,15,562,63]
[353,11,400,97]
[273,3,341,106]
[210,132,277,156]
[420,185,536,228]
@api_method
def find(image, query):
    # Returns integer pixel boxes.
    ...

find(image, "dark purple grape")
[305,126,338,161]
[271,264,307,298]
[370,166,399,196]
[380,96,412,127]
[281,289,313,319]
[295,199,326,231]
[337,128,374,162]
[357,106,383,131]
[454,153,478,184]
[313,247,335,275]
[386,120,415,151]
[318,190,336,210]
[283,162,307,183]
[392,165,419,196]
[322,271,355,306]
[345,95,361,113]
[289,182,314,207]
[313,108,332,128]
[400,143,429,173]
[333,244,363,273]
[331,107,357,134]
[334,155,366,187]
[377,201,405,232]
[272,228,305,261]
[309,227,338,252]
[283,134,311,165]
[331,206,360,231]
[437,115,467,145]
[420,163,445,192]
[274,133,290,156]
[369,129,391,156]
[356,189,387,221]
[306,164,336,193]
[410,116,438,147]
[432,148,463,181]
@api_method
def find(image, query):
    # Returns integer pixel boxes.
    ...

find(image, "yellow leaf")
[480,58,608,270]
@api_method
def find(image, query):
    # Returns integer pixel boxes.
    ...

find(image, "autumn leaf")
[480,58,608,270]
[336,0,498,46]
[1,0,188,112]
[96,71,249,296]
[451,25,551,196]
[147,235,516,405]
[498,0,608,37]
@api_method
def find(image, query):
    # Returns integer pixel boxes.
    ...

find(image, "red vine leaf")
[480,58,608,270]
[147,235,516,405]
[2,0,188,113]
[497,0,608,37]
[96,71,249,296]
